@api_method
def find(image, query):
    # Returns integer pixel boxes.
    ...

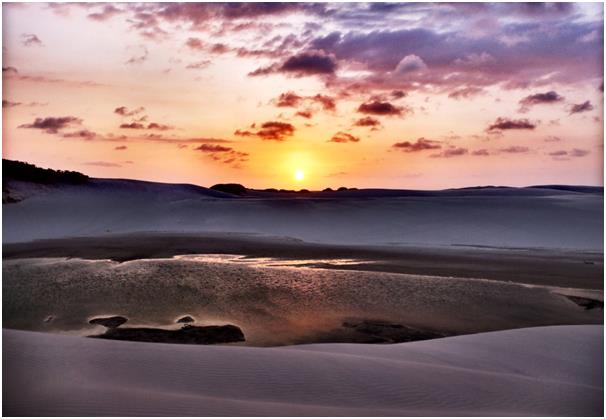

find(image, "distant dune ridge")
[2,159,603,249]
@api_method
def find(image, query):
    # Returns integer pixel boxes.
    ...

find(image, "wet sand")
[3,234,603,346]
[3,232,603,288]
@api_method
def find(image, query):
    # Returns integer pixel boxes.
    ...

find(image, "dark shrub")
[210,183,247,195]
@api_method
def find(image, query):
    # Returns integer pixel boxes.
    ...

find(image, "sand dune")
[3,179,603,249]
[3,325,603,416]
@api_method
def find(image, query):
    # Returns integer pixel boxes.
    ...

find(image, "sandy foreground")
[3,325,603,416]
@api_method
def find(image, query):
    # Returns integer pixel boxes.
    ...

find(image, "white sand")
[3,325,603,416]
[3,179,603,249]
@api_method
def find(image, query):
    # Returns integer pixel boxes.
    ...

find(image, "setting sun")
[294,169,305,182]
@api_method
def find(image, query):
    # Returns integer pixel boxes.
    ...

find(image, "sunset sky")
[2,2,604,189]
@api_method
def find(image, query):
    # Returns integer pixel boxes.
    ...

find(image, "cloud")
[88,4,123,21]
[21,33,42,47]
[195,144,233,153]
[186,60,212,70]
[272,92,336,113]
[115,145,128,150]
[393,54,427,74]
[391,90,407,99]
[569,100,594,114]
[548,148,590,159]
[275,92,303,107]
[185,37,204,51]
[146,122,172,130]
[544,135,562,142]
[235,121,295,141]
[126,46,149,65]
[62,129,98,141]
[353,116,381,129]
[120,121,172,130]
[448,86,484,100]
[2,100,21,108]
[295,110,313,119]
[358,100,406,116]
[114,106,145,117]
[431,147,468,158]
[249,50,337,77]
[472,149,490,156]
[2,66,18,75]
[518,91,564,112]
[487,117,536,131]
[499,146,530,153]
[84,161,122,168]
[18,116,82,134]
[570,148,590,157]
[392,138,441,152]
[195,143,249,167]
[120,122,146,129]
[310,94,336,111]
[329,132,360,143]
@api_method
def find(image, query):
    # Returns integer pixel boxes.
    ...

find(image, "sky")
[2,2,604,190]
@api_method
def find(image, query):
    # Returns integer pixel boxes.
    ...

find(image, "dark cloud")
[431,147,468,158]
[392,138,441,152]
[569,100,594,114]
[2,100,21,108]
[115,145,128,150]
[487,117,536,131]
[21,33,42,47]
[2,66,18,75]
[353,116,381,129]
[250,51,337,77]
[499,146,530,153]
[19,116,82,134]
[235,121,295,141]
[120,122,146,129]
[518,91,564,112]
[195,144,233,153]
[391,90,407,99]
[570,148,590,157]
[329,132,360,143]
[358,100,405,116]
[114,106,145,116]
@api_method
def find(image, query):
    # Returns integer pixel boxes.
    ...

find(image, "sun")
[294,169,305,182]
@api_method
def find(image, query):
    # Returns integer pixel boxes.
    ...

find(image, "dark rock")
[176,315,194,323]
[341,319,444,343]
[91,324,245,345]
[563,295,603,310]
[89,315,128,329]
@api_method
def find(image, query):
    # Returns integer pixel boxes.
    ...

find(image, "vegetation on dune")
[3,159,89,185]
